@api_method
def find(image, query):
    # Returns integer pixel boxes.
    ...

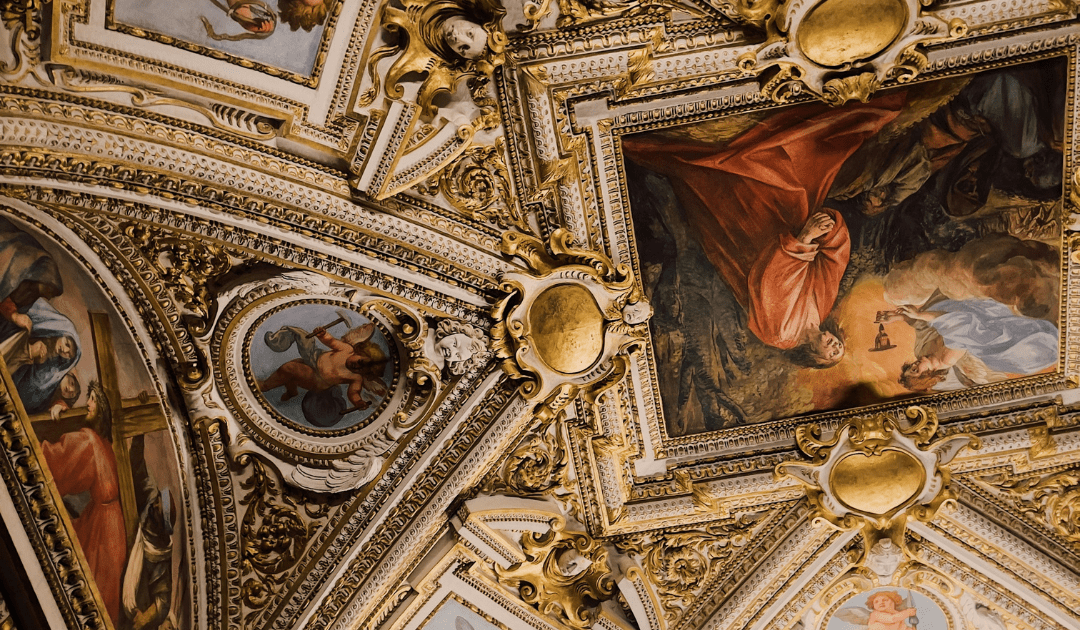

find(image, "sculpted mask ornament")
[491,229,651,419]
[494,518,615,630]
[776,407,979,564]
[866,538,905,581]
[433,319,490,377]
[365,0,507,118]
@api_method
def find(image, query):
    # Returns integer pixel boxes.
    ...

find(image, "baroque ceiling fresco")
[0,0,1077,629]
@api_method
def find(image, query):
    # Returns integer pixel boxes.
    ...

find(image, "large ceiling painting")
[624,57,1066,436]
[0,213,188,629]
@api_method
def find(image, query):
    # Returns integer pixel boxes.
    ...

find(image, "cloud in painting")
[882,234,1058,321]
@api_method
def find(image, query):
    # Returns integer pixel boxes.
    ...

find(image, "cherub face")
[440,16,487,60]
[872,595,896,612]
[436,333,474,365]
[622,301,652,325]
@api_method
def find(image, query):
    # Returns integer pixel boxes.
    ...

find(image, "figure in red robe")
[41,381,126,623]
[623,93,906,367]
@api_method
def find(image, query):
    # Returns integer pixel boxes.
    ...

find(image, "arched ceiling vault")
[0,1,1077,630]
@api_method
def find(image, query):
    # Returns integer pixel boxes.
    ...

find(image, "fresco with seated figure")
[0,214,188,629]
[623,57,1066,436]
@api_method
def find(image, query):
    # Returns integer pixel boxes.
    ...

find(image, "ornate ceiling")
[0,0,1077,630]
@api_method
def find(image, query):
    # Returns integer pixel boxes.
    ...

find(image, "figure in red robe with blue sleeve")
[41,381,126,623]
[622,93,906,367]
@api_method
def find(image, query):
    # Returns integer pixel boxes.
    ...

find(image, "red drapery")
[42,429,127,623]
[623,93,906,348]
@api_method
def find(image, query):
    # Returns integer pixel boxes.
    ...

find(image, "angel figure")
[835,592,919,630]
[200,0,277,41]
[258,319,389,427]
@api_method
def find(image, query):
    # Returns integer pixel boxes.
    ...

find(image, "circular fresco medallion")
[247,302,397,432]
[826,587,950,630]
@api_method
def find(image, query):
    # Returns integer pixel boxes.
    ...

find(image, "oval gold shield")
[797,0,908,67]
[530,284,606,374]
[830,450,926,515]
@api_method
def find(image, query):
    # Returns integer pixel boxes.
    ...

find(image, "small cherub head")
[867,591,904,613]
[621,300,652,325]
[413,0,506,69]
[439,15,488,60]
[434,320,488,376]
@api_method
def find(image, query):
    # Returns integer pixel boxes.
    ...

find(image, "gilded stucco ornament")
[361,0,506,119]
[978,467,1080,544]
[431,318,491,379]
[415,138,530,232]
[494,518,616,629]
[776,407,978,563]
[350,0,508,200]
[204,271,447,494]
[615,515,763,622]
[491,229,651,419]
[515,0,707,31]
[121,223,240,338]
[732,0,968,104]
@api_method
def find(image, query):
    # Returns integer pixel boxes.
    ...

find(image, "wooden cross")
[30,311,168,547]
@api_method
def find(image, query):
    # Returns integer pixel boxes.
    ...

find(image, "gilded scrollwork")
[236,454,343,628]
[121,222,240,336]
[481,414,571,500]
[615,515,763,622]
[978,467,1080,545]
[517,0,706,31]
[416,138,530,232]
[0,0,41,38]
[491,229,650,418]
[494,519,616,630]
[359,0,507,119]
[777,407,979,564]
[732,0,969,104]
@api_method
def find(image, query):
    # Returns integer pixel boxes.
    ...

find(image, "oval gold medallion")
[797,0,907,68]
[830,450,925,515]
[529,284,606,374]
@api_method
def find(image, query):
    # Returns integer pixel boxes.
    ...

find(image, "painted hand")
[797,212,835,243]
[12,312,31,334]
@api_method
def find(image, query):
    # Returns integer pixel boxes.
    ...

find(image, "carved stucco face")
[867,538,904,577]
[621,301,652,325]
[440,16,487,60]
[436,332,474,365]
[555,548,592,578]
